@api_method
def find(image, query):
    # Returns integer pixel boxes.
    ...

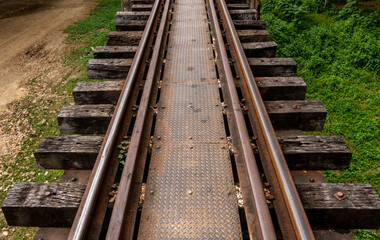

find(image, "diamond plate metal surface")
[137,0,242,238]
[155,83,225,142]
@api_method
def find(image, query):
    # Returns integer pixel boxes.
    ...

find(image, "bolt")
[189,146,193,149]
[157,136,161,140]
[188,190,193,195]
[221,146,226,149]
[189,136,193,139]
[150,191,154,194]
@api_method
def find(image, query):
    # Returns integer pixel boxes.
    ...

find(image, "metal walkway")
[137,0,242,238]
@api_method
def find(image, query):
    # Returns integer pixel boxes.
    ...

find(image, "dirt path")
[0,0,95,109]
[0,0,95,157]
[0,1,98,238]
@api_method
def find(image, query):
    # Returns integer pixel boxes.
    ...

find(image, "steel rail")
[106,0,170,238]
[216,0,315,239]
[208,0,276,239]
[68,0,162,239]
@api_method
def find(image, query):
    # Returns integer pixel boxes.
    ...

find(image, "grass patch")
[0,0,120,238]
[261,0,379,238]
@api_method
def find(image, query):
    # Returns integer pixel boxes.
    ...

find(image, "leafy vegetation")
[260,0,379,238]
[0,0,120,238]
[117,139,130,165]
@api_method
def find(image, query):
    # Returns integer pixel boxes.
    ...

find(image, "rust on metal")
[207,0,276,238]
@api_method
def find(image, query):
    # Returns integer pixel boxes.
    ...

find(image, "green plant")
[261,0,379,238]
[117,140,130,165]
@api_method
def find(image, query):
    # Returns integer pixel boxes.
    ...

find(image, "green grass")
[0,0,120,238]
[261,0,379,238]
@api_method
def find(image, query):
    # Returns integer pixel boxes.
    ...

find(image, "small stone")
[150,191,154,194]
[156,146,160,149]
[337,192,344,198]
[45,191,51,196]
[189,146,193,149]
[2,231,8,237]
[71,177,77,182]
[309,178,315,183]
[188,190,193,195]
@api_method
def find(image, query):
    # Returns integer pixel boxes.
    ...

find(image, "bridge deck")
[137,0,242,238]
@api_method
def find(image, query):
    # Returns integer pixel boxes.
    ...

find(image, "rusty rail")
[208,0,276,239]
[67,0,164,238]
[106,0,171,237]
[215,0,315,239]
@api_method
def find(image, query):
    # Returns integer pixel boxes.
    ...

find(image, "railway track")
[2,0,379,239]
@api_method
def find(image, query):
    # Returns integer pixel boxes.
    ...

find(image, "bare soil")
[0,0,95,156]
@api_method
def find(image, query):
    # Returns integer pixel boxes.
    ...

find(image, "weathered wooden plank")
[72,78,304,106]
[34,136,103,170]
[237,29,270,43]
[233,20,266,30]
[229,9,258,20]
[4,183,379,228]
[270,135,351,169]
[106,31,143,46]
[95,42,274,59]
[265,100,327,131]
[115,18,266,31]
[256,77,306,100]
[242,41,277,58]
[93,46,137,59]
[73,81,124,105]
[248,58,297,77]
[116,11,150,21]
[34,135,350,170]
[56,102,324,135]
[87,58,296,80]
[2,182,86,227]
[227,3,250,10]
[87,59,132,79]
[297,183,380,229]
[131,4,153,11]
[116,19,147,31]
[57,104,114,135]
